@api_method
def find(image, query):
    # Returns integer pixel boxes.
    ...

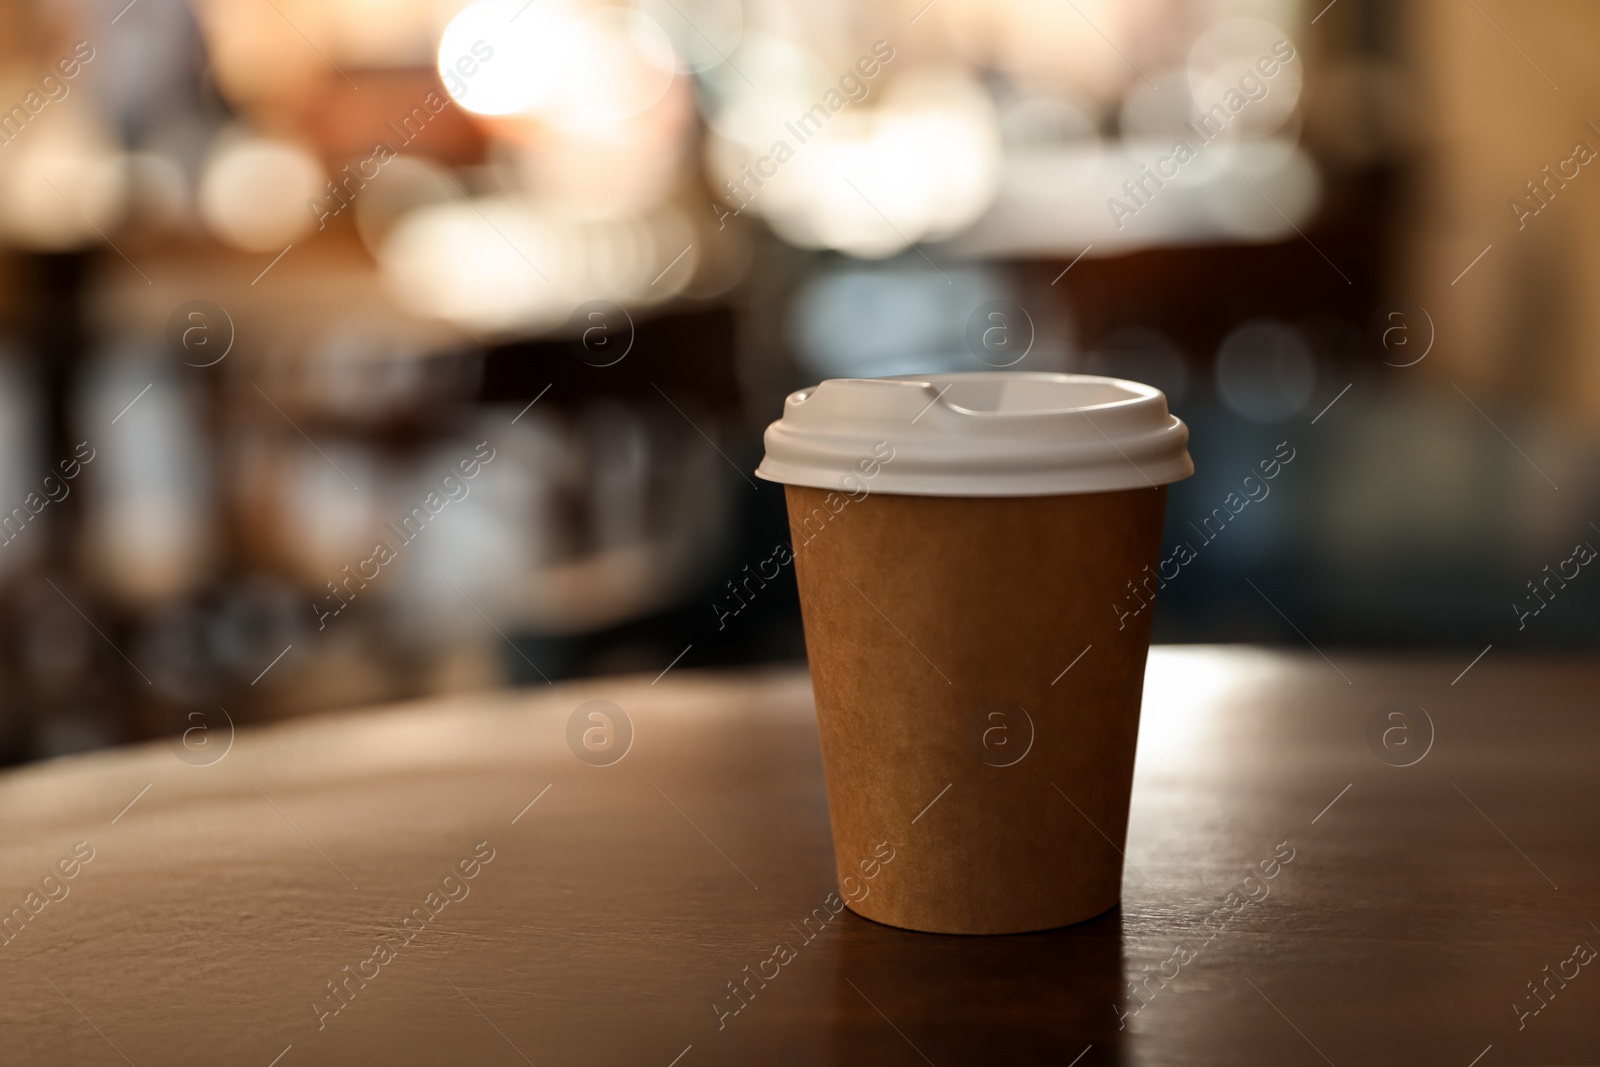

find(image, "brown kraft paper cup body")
[785,482,1167,935]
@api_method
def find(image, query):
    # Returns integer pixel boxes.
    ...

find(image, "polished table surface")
[1,647,1596,1066]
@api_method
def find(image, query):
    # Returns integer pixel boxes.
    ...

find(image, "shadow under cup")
[785,482,1168,935]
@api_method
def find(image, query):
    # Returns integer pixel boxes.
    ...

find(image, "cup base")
[843,892,1123,937]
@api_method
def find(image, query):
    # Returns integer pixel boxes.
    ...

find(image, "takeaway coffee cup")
[756,372,1192,934]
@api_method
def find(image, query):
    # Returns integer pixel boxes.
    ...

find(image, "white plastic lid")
[756,372,1193,497]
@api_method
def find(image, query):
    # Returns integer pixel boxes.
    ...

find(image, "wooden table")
[1,648,1595,1066]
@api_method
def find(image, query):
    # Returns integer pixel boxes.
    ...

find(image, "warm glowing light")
[198,134,323,253]
[553,8,676,131]
[439,1,677,127]
[711,67,1000,259]
[378,199,694,334]
[437,0,577,116]
[381,199,560,330]
[513,105,691,220]
[0,114,126,250]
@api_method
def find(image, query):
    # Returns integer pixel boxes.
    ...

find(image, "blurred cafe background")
[0,0,1596,764]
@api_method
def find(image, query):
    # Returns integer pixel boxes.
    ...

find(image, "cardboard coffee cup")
[757,373,1192,934]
